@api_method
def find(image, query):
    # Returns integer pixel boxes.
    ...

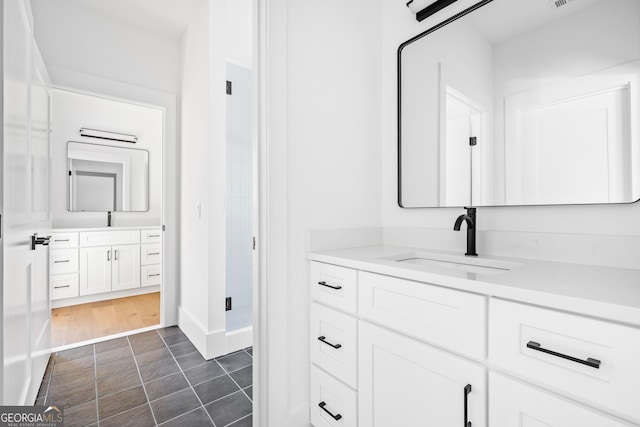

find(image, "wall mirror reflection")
[68,141,149,212]
[398,0,640,208]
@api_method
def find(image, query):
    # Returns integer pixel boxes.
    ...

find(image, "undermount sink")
[381,252,521,275]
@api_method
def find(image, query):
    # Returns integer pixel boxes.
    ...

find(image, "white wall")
[30,0,181,94]
[264,0,382,424]
[50,89,162,227]
[227,0,253,69]
[178,0,229,359]
[382,0,640,241]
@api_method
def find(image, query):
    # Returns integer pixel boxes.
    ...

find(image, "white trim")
[226,326,253,353]
[51,285,160,308]
[178,306,227,359]
[51,324,161,353]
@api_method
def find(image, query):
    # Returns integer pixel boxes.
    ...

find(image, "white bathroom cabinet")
[50,227,161,306]
[79,244,140,295]
[359,321,485,427]
[308,251,640,427]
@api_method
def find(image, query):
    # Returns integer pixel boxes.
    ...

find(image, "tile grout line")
[93,344,100,427]
[127,335,160,426]
[158,330,218,427]
[156,405,203,426]
[225,412,252,427]
[217,358,253,404]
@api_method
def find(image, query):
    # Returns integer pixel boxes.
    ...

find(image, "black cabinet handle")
[318,336,342,349]
[464,384,472,427]
[318,402,342,421]
[54,260,70,263]
[526,341,601,369]
[318,281,342,290]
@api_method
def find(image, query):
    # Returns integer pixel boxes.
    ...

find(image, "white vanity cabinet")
[80,244,141,295]
[50,228,162,305]
[308,255,640,427]
[50,233,80,300]
[359,322,485,427]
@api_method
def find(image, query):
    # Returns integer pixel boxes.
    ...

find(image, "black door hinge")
[225,297,232,311]
[469,136,477,146]
[226,81,232,95]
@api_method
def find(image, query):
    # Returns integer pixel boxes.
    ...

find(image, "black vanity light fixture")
[406,0,459,22]
[79,127,138,143]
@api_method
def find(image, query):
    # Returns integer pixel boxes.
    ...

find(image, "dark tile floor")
[35,327,253,427]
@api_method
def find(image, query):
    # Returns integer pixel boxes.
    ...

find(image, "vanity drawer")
[50,249,79,274]
[310,262,358,314]
[141,244,162,265]
[80,230,140,247]
[310,303,357,389]
[310,364,357,427]
[359,271,485,359]
[50,232,78,249]
[489,372,635,427]
[140,229,162,244]
[141,264,162,287]
[489,299,640,420]
[50,273,79,300]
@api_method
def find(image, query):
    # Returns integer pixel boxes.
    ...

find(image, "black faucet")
[453,207,477,256]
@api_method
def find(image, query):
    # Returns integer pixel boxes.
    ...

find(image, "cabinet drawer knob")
[317,336,342,349]
[464,384,472,427]
[318,402,342,421]
[318,281,342,290]
[526,341,601,369]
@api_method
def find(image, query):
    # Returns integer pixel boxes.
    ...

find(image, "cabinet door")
[359,321,486,427]
[79,246,112,295]
[112,244,141,291]
[489,372,635,427]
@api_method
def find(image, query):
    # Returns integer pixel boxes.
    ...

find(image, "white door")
[359,321,486,427]
[79,246,112,295]
[3,0,52,405]
[489,372,633,427]
[111,244,140,291]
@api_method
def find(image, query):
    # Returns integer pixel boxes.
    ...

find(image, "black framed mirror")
[398,0,640,208]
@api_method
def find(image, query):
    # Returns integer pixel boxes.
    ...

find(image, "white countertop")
[308,245,640,327]
[53,226,161,232]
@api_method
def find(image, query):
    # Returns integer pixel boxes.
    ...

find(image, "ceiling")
[63,0,204,39]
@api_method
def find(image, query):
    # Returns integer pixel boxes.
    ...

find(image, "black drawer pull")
[318,402,342,421]
[54,260,70,263]
[149,273,161,277]
[148,252,160,256]
[318,336,342,349]
[318,281,342,290]
[148,234,160,238]
[526,341,601,369]
[464,384,472,427]
[54,285,70,289]
[54,239,70,242]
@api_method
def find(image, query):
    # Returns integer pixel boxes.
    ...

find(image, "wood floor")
[51,292,160,347]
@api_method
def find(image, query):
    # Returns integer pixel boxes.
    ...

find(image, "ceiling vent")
[549,0,574,8]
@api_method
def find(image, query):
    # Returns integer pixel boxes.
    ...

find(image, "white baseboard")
[226,326,253,353]
[178,306,227,359]
[51,285,160,308]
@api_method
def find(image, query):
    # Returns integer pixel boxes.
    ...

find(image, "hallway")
[36,327,252,426]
